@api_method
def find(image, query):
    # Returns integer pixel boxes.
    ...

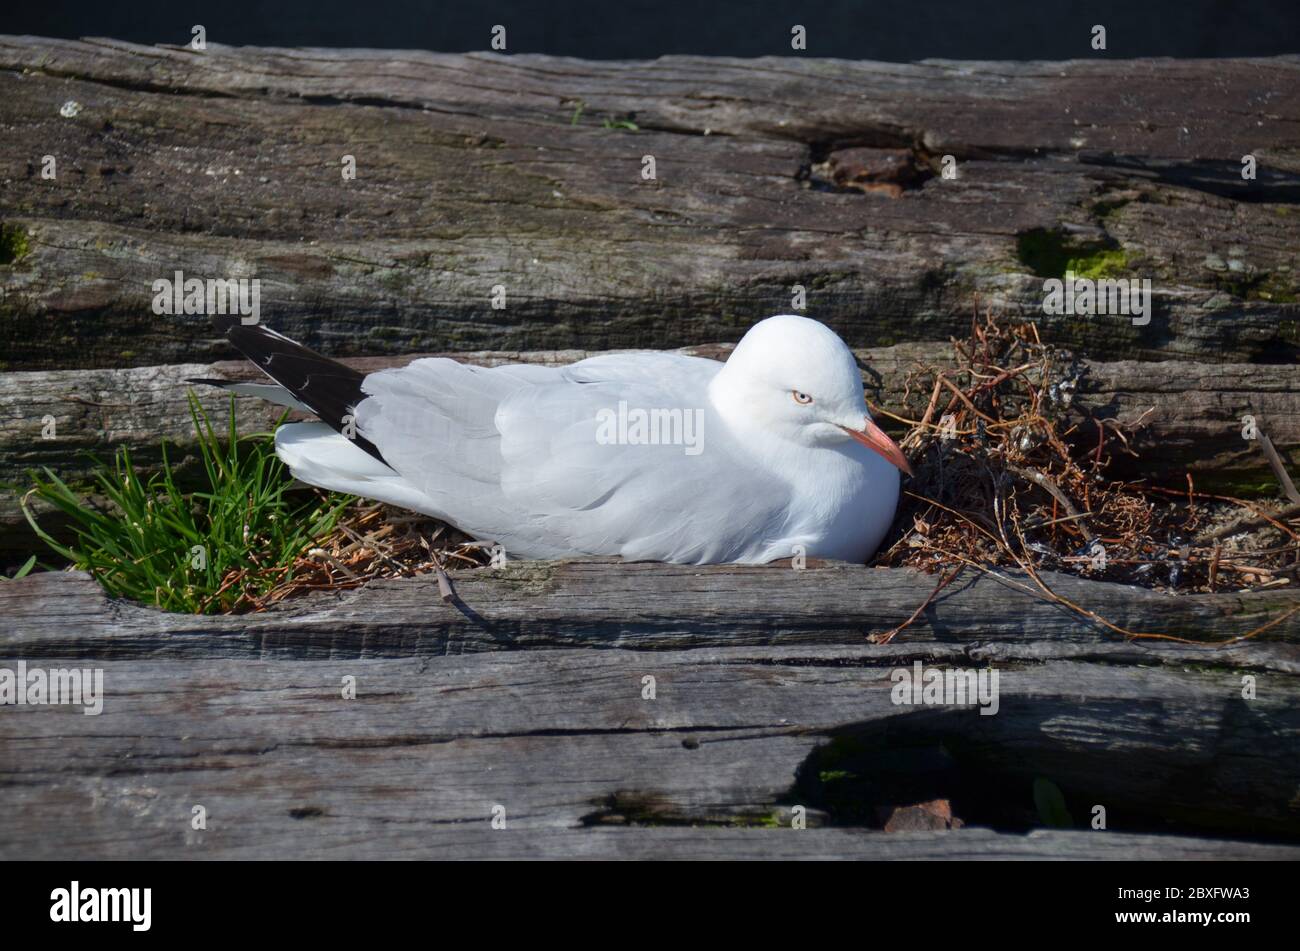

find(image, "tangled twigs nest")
[869,307,1299,643]
[215,502,490,612]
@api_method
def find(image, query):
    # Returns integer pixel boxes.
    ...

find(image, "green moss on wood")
[1067,248,1131,280]
[1016,228,1130,280]
[0,223,31,264]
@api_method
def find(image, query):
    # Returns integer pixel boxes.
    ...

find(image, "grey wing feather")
[186,378,313,413]
[353,353,791,562]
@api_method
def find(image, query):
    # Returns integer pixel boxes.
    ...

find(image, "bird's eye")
[792,391,813,405]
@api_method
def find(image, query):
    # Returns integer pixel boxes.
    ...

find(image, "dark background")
[6,0,1299,59]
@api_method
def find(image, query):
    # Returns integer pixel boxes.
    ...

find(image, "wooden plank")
[1,38,1297,368]
[4,343,1297,554]
[4,821,1297,861]
[5,562,1299,657]
[2,650,1298,857]
[1,564,1297,857]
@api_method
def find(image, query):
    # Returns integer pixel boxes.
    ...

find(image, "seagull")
[192,314,911,565]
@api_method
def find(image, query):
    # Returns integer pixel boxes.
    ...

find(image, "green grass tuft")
[22,394,351,614]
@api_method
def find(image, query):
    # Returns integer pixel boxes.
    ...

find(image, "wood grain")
[1,563,1297,858]
[0,38,1297,368]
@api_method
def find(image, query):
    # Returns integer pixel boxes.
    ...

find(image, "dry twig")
[869,304,1299,642]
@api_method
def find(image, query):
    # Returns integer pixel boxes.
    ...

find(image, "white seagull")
[194,315,911,564]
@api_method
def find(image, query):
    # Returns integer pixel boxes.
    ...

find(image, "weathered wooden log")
[1,37,1298,369]
[1,563,1297,858]
[4,342,1297,556]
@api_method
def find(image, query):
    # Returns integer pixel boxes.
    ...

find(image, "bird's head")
[712,314,912,475]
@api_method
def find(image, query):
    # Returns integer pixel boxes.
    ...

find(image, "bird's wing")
[354,353,792,561]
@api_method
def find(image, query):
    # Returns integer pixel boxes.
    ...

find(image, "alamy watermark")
[151,269,260,325]
[890,661,999,715]
[595,401,704,456]
[1042,270,1150,326]
[0,661,103,715]
[50,882,150,931]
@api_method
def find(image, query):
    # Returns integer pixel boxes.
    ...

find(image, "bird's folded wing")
[353,353,790,561]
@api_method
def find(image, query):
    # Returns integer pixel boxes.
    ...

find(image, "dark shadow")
[1079,152,1300,204]
[787,698,1300,842]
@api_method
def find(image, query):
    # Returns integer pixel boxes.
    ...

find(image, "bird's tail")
[188,320,386,463]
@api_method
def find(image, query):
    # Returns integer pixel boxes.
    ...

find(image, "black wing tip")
[215,320,387,466]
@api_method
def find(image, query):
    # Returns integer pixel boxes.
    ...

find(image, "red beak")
[842,417,913,476]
